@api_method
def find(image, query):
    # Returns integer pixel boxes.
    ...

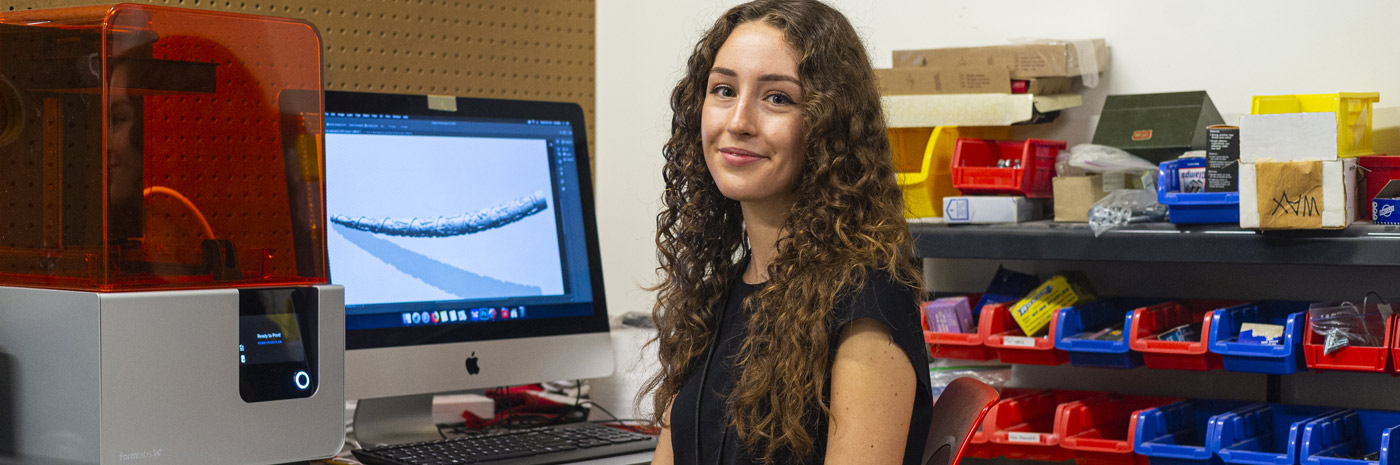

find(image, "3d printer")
[0,4,343,464]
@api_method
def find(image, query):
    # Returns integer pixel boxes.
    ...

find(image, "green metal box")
[1092,91,1224,163]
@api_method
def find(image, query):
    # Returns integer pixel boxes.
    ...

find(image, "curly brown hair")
[641,0,923,461]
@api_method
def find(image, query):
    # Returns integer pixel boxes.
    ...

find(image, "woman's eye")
[710,85,735,98]
[766,94,793,105]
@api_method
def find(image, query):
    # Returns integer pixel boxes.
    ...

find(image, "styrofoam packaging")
[1239,158,1357,229]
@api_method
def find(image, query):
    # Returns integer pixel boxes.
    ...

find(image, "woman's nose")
[726,99,756,137]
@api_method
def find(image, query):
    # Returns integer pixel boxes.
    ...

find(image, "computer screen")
[324,92,613,445]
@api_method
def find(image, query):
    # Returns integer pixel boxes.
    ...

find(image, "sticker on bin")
[1007,432,1043,443]
[1003,336,1038,347]
[947,198,970,221]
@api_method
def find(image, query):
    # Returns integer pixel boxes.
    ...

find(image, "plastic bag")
[1308,298,1392,355]
[1063,144,1158,175]
[929,365,1011,402]
[1087,189,1167,236]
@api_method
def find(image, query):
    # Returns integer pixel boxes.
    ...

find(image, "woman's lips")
[720,147,766,166]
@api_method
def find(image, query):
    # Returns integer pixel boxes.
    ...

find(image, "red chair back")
[924,377,1001,465]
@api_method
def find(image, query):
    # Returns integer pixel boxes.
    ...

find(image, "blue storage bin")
[1212,404,1346,465]
[1300,409,1400,465]
[1158,159,1240,224]
[1207,301,1310,375]
[1055,298,1164,369]
[1135,399,1256,465]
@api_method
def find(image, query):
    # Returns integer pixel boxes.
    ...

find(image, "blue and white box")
[943,196,1045,224]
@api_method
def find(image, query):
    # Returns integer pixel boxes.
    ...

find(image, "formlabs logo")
[118,448,163,461]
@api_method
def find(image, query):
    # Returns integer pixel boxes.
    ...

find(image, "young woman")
[643,1,932,464]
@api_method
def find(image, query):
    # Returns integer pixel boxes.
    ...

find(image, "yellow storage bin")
[891,126,1010,218]
[1250,92,1380,158]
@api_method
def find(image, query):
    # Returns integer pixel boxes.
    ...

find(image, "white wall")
[595,0,1400,318]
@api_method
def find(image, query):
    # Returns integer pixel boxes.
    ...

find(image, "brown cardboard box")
[1053,175,1107,222]
[893,39,1109,79]
[874,66,1010,95]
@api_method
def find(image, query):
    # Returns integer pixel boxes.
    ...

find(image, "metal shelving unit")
[912,221,1400,266]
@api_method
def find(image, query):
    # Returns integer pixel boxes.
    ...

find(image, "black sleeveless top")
[669,268,933,465]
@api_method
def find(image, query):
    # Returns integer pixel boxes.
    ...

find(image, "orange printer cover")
[0,4,327,291]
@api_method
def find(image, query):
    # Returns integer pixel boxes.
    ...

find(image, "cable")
[143,186,215,240]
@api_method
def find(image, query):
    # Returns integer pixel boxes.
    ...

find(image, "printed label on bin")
[1007,432,1042,443]
[947,198,970,221]
[1002,336,1037,347]
[1132,129,1153,141]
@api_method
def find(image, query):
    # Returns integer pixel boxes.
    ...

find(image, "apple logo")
[465,352,480,375]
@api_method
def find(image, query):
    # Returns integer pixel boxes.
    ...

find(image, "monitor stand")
[353,394,442,447]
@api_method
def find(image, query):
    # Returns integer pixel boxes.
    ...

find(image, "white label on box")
[1008,432,1042,443]
[1002,336,1037,347]
[1239,113,1338,163]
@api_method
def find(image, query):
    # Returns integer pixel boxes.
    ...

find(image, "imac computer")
[324,91,615,446]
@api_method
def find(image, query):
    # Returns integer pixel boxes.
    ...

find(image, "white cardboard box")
[1239,112,1338,163]
[943,196,1045,224]
[1239,158,1356,229]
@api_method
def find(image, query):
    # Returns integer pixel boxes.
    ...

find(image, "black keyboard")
[351,422,657,465]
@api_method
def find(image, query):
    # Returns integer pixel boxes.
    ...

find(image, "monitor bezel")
[323,91,611,352]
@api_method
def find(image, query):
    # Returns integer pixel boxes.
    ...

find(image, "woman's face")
[701,21,806,210]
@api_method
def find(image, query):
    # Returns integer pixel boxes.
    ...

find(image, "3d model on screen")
[330,191,548,238]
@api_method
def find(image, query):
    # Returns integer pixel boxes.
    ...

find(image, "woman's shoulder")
[832,265,920,326]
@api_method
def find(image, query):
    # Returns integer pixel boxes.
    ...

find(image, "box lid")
[1092,91,1224,161]
[1375,179,1400,200]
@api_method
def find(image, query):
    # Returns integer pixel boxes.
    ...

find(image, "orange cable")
[142,186,216,241]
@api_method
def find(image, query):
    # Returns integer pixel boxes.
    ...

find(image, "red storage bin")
[1304,312,1394,373]
[926,329,996,361]
[981,301,1070,365]
[1057,395,1181,465]
[1359,155,1400,220]
[1128,301,1241,371]
[951,138,1066,198]
[923,294,996,361]
[984,390,1110,461]
[965,387,1037,459]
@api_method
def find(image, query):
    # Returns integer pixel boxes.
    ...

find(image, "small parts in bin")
[1156,322,1201,343]
[1308,296,1392,356]
[1354,451,1382,461]
[995,158,1023,169]
[1072,323,1123,342]
[1237,323,1285,345]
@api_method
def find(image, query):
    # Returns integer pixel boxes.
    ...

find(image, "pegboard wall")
[3,0,597,160]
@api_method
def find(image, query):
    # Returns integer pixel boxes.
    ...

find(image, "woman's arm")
[825,318,918,465]
[651,399,676,465]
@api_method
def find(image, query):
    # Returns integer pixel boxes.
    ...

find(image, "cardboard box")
[924,297,974,333]
[1239,112,1338,163]
[1205,125,1240,193]
[1371,180,1400,225]
[874,66,1010,95]
[1016,77,1073,95]
[1091,91,1224,162]
[1052,175,1107,222]
[943,196,1047,224]
[882,93,1083,128]
[1007,273,1096,337]
[1239,158,1357,229]
[892,39,1109,79]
